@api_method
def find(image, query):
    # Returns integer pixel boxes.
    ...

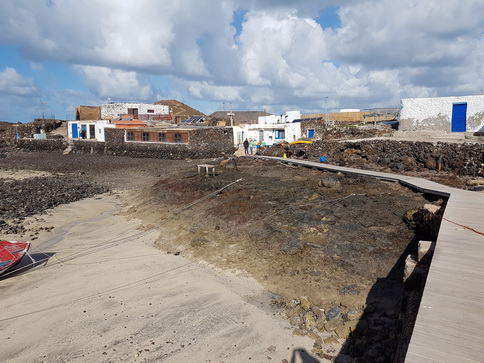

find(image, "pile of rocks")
[273,296,398,362]
[0,175,108,235]
[263,139,484,178]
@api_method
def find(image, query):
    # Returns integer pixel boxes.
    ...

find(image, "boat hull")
[0,240,31,276]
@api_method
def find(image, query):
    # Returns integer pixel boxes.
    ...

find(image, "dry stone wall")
[17,127,236,160]
[17,139,65,152]
[261,140,484,177]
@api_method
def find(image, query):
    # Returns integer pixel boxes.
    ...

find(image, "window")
[307,129,315,138]
[158,133,166,142]
[275,129,285,139]
[174,133,182,143]
[128,108,139,118]
[126,131,134,141]
[147,109,154,113]
[142,132,150,141]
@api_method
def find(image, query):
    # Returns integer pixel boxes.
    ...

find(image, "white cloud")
[237,10,329,88]
[331,0,484,69]
[74,66,156,101]
[1,0,484,118]
[187,81,242,101]
[0,67,38,96]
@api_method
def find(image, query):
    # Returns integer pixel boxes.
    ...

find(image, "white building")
[99,103,170,121]
[232,110,303,145]
[399,95,484,133]
[68,120,116,141]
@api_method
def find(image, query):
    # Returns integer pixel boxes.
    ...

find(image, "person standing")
[243,139,249,154]
[249,139,255,155]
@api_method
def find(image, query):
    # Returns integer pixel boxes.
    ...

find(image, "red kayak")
[0,240,31,276]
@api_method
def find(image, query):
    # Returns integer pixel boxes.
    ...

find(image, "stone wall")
[261,139,484,177]
[1,120,64,146]
[300,121,327,140]
[17,138,66,152]
[72,127,235,159]
[300,123,394,141]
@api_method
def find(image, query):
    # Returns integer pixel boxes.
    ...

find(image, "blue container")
[319,156,327,163]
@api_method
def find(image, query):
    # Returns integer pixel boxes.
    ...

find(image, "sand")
[0,191,318,363]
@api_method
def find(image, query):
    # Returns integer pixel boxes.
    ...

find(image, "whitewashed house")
[399,95,484,133]
[233,111,302,146]
[67,120,115,141]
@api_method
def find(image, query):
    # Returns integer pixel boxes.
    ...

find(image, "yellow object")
[289,140,313,145]
[283,153,287,158]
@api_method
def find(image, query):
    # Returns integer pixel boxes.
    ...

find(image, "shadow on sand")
[289,348,320,363]
[0,252,55,279]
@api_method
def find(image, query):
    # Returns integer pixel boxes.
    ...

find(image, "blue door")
[307,129,315,138]
[451,103,467,132]
[71,123,79,138]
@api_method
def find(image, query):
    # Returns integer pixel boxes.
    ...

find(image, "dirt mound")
[126,157,438,360]
[0,151,442,361]
[136,158,430,301]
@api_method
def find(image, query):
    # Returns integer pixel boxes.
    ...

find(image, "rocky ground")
[0,148,451,361]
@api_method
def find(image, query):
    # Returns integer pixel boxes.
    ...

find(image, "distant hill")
[154,100,204,123]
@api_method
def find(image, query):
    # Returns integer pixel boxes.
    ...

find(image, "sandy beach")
[1,191,317,363]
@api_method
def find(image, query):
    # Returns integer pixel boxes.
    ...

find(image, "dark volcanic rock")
[0,176,108,234]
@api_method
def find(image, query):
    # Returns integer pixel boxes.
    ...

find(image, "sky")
[0,0,483,123]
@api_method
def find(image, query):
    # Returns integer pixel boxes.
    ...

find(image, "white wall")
[100,103,169,119]
[95,120,115,142]
[235,122,301,146]
[399,95,484,132]
[68,121,96,139]
[68,120,115,141]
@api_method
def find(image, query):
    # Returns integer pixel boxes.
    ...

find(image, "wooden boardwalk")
[253,156,484,362]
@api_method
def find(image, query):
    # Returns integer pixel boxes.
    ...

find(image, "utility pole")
[226,102,234,126]
[41,101,47,123]
[325,97,329,128]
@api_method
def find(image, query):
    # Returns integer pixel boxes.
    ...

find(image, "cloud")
[0,67,38,96]
[74,66,157,101]
[331,0,484,69]
[1,0,484,120]
[186,81,242,101]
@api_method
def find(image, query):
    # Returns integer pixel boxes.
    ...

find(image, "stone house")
[399,95,484,134]
[76,102,171,122]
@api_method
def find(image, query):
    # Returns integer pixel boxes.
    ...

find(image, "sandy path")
[0,193,317,363]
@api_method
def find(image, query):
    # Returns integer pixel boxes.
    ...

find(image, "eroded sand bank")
[0,193,316,363]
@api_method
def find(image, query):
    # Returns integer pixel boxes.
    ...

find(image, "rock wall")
[1,120,63,146]
[261,140,484,177]
[17,139,66,152]
[299,123,393,141]
[73,127,236,159]
[15,127,235,159]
